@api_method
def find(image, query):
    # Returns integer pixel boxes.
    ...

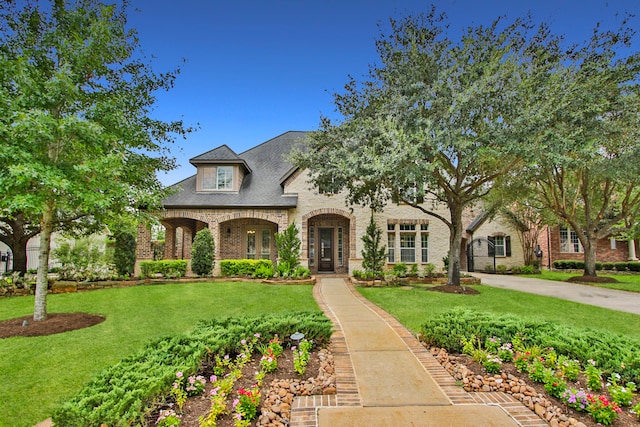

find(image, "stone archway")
[302,208,356,274]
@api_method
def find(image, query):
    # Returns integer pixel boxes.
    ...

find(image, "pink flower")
[254,333,260,338]
[241,339,247,345]
[210,375,217,382]
[176,371,183,378]
[232,398,240,408]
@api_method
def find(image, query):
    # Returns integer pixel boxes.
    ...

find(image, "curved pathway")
[290,276,545,427]
[471,273,640,316]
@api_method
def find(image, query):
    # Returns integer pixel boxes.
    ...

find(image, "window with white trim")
[400,233,416,263]
[560,227,583,253]
[337,227,344,267]
[421,226,429,263]
[387,224,395,263]
[200,166,234,191]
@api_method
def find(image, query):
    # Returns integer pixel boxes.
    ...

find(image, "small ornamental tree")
[275,222,301,274]
[191,228,215,277]
[113,231,136,278]
[361,214,386,277]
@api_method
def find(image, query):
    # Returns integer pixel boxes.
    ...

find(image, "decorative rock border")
[257,348,336,426]
[432,347,588,427]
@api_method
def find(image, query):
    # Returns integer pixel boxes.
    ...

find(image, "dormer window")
[200,166,234,191]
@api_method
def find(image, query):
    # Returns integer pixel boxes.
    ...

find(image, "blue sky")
[126,1,640,186]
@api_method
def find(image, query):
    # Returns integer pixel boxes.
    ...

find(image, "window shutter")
[488,236,495,257]
[505,236,512,257]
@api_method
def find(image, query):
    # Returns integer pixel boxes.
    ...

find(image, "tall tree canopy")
[515,18,640,276]
[0,0,193,320]
[292,10,532,285]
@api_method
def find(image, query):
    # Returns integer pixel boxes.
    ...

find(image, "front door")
[318,228,334,271]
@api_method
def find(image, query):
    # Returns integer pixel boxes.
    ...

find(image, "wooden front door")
[318,228,334,271]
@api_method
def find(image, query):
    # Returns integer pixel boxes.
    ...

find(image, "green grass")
[520,270,640,292]
[0,281,319,427]
[357,285,640,339]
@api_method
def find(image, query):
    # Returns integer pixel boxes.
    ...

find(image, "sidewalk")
[290,276,544,427]
[471,273,640,316]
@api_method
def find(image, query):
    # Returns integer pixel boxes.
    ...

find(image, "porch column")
[164,224,176,259]
[135,224,153,260]
[182,227,193,259]
[629,239,638,261]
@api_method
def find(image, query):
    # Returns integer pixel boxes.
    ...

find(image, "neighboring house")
[538,226,639,269]
[0,234,66,274]
[135,131,523,275]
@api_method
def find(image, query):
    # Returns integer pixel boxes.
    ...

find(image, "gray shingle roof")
[163,131,308,208]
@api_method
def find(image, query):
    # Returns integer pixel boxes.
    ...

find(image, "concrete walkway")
[289,276,541,427]
[471,272,640,316]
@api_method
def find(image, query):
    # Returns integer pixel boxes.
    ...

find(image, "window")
[246,228,272,259]
[261,229,271,259]
[421,233,429,263]
[337,227,344,266]
[494,236,505,257]
[200,166,233,190]
[308,227,315,267]
[246,230,256,259]
[488,235,511,257]
[560,227,583,253]
[216,166,233,189]
[387,228,395,263]
[400,233,416,263]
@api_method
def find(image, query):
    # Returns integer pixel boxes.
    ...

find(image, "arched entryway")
[218,218,278,266]
[303,210,355,274]
[160,217,209,260]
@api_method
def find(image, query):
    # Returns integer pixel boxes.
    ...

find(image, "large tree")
[0,0,192,320]
[517,19,640,277]
[292,10,531,285]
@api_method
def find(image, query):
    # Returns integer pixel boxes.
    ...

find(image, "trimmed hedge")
[220,259,273,276]
[420,308,640,384]
[139,260,187,279]
[553,259,640,272]
[52,312,332,426]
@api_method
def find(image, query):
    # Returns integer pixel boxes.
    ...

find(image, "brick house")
[538,226,639,269]
[135,131,524,275]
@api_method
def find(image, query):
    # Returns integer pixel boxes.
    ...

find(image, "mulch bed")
[566,275,620,284]
[0,312,105,338]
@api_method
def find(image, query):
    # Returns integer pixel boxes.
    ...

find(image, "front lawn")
[521,270,640,292]
[357,284,640,339]
[0,281,319,427]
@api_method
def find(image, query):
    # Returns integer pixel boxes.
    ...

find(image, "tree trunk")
[583,239,598,277]
[447,205,463,286]
[11,246,28,274]
[33,205,54,322]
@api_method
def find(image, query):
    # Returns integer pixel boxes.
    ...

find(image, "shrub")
[614,262,629,272]
[54,236,115,281]
[419,308,640,384]
[113,231,136,278]
[139,260,187,279]
[253,263,274,279]
[496,265,508,274]
[361,214,386,277]
[352,269,363,279]
[52,312,332,426]
[392,262,408,277]
[275,222,301,275]
[602,262,615,271]
[628,262,640,272]
[423,263,436,277]
[191,228,215,276]
[219,259,273,277]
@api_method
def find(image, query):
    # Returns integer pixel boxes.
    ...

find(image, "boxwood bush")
[420,308,640,384]
[139,260,187,279]
[52,312,332,426]
[220,259,273,276]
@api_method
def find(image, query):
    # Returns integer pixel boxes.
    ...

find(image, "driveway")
[470,272,640,316]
